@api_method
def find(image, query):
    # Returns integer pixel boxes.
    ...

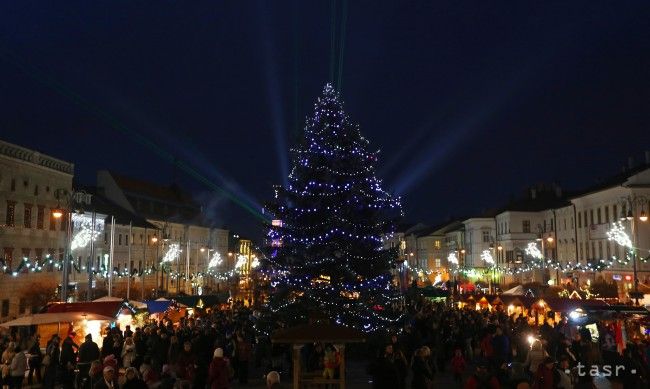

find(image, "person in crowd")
[555,356,572,389]
[531,357,556,389]
[158,364,176,389]
[122,367,146,389]
[60,335,77,389]
[524,340,548,376]
[42,336,60,389]
[393,347,409,388]
[9,344,26,389]
[208,348,232,389]
[78,334,100,387]
[123,325,133,339]
[234,332,251,384]
[26,334,42,386]
[411,346,434,389]
[175,340,196,384]
[322,344,339,379]
[451,348,467,384]
[367,343,400,389]
[464,359,500,389]
[93,365,117,389]
[87,360,104,389]
[1,341,16,389]
[121,337,136,369]
[139,355,159,388]
[101,328,114,359]
[266,370,281,389]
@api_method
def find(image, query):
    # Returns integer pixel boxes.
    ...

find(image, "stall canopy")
[93,296,147,310]
[144,300,172,314]
[44,301,135,317]
[502,285,525,295]
[1,312,114,327]
[535,298,608,313]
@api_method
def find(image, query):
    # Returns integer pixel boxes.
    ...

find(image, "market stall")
[43,301,136,345]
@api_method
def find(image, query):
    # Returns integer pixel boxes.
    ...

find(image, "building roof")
[82,188,157,229]
[0,139,74,175]
[570,164,650,199]
[110,172,198,206]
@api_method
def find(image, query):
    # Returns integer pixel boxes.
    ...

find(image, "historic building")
[0,139,73,318]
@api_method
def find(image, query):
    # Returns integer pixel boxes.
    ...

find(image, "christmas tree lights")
[263,84,402,332]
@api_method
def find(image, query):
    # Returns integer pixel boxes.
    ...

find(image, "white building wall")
[463,218,496,268]
[0,140,73,319]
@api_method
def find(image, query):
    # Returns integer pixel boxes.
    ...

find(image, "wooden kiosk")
[271,323,365,389]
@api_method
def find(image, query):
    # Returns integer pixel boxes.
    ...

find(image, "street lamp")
[52,189,91,302]
[617,195,648,305]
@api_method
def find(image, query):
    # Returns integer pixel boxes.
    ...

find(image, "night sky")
[1,1,649,239]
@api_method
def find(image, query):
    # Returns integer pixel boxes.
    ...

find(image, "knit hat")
[213,348,223,358]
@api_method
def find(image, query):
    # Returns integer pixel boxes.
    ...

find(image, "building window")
[522,220,531,233]
[605,206,609,223]
[34,185,39,196]
[482,231,490,242]
[118,234,122,246]
[580,243,584,260]
[563,219,567,230]
[3,247,14,269]
[36,206,44,229]
[597,208,602,224]
[10,179,15,192]
[591,242,595,259]
[125,235,129,246]
[434,240,441,249]
[506,250,514,262]
[578,214,582,228]
[606,242,611,258]
[435,258,441,268]
[49,210,57,231]
[23,203,32,228]
[590,210,594,226]
[584,211,588,226]
[5,201,16,227]
[1,300,8,317]
[550,219,554,231]
[598,241,603,259]
[613,204,618,221]
[35,248,43,262]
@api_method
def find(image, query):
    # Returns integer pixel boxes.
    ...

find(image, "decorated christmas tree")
[264,84,402,332]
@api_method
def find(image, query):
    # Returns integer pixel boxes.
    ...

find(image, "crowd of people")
[0,304,283,389]
[1,298,649,389]
[367,299,650,388]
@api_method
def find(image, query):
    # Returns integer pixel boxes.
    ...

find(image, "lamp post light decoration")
[609,194,648,305]
[51,189,92,302]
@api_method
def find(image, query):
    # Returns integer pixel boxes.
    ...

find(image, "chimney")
[645,150,650,165]
[628,156,634,170]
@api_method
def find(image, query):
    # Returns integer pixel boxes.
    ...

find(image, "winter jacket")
[10,351,27,377]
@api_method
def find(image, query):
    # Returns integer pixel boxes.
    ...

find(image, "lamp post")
[618,194,648,305]
[52,189,91,302]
